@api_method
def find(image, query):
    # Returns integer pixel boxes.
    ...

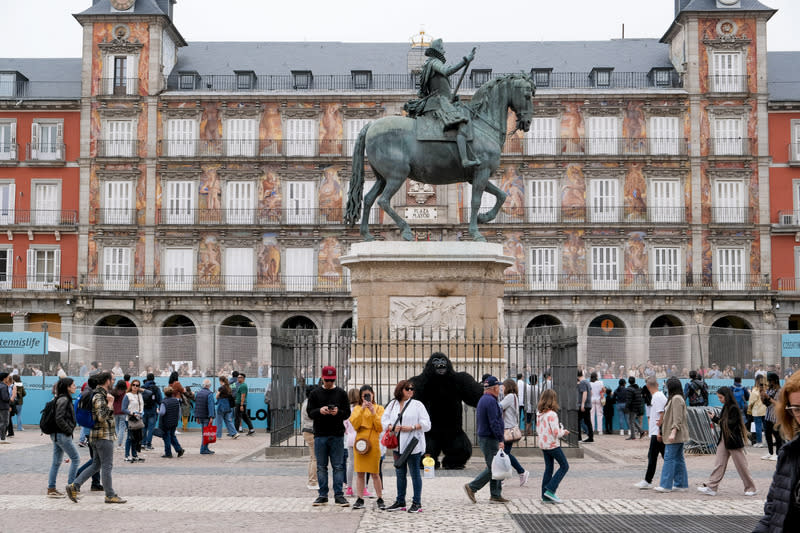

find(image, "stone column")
[197,311,214,373]
[11,313,27,365]
[59,313,74,368]
[261,311,273,372]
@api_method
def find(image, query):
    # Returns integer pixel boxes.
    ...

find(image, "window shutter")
[526,118,557,155]
[26,249,35,286]
[654,247,680,289]
[226,181,254,224]
[590,179,619,222]
[7,183,15,223]
[287,181,314,223]
[650,179,680,222]
[717,248,744,290]
[10,121,16,159]
[225,247,254,290]
[528,179,557,222]
[35,184,59,225]
[31,122,39,158]
[650,117,679,155]
[126,55,137,95]
[55,122,63,159]
[4,248,12,283]
[529,247,557,289]
[592,246,619,290]
[53,249,61,285]
[714,180,743,223]
[285,247,315,291]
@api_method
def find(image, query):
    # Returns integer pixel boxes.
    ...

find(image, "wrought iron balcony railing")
[502,137,689,157]
[0,210,78,226]
[94,208,137,225]
[710,207,752,225]
[460,205,689,225]
[80,274,350,293]
[97,78,140,96]
[157,139,359,158]
[26,143,65,162]
[0,80,80,99]
[709,75,749,93]
[708,138,752,157]
[155,207,348,225]
[0,143,19,163]
[778,278,800,292]
[0,276,77,291]
[96,140,139,158]
[504,273,770,292]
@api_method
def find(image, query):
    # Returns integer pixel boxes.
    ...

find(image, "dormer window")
[470,69,492,88]
[235,71,255,90]
[0,72,27,98]
[591,68,613,88]
[531,68,552,88]
[351,70,372,90]
[178,72,198,90]
[292,70,313,90]
[650,68,674,88]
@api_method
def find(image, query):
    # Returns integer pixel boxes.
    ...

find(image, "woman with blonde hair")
[500,378,529,486]
[536,389,569,503]
[754,371,800,532]
[748,374,767,448]
[348,385,385,510]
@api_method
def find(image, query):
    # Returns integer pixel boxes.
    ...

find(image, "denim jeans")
[72,439,116,498]
[468,437,502,499]
[659,442,688,490]
[79,425,90,443]
[48,433,79,489]
[753,416,763,444]
[541,447,569,497]
[393,452,422,505]
[114,414,127,447]
[0,410,8,440]
[163,427,183,456]
[216,410,236,437]
[15,404,23,430]
[627,410,643,437]
[75,446,101,487]
[197,418,211,452]
[504,440,525,474]
[314,435,345,498]
[615,405,629,431]
[143,409,157,446]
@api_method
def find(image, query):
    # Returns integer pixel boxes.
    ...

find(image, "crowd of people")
[584,359,798,382]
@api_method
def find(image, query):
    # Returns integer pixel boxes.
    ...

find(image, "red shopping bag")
[202,423,217,445]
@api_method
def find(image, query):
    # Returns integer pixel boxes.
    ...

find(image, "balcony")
[709,75,749,94]
[96,140,139,158]
[0,210,78,227]
[0,276,76,291]
[94,208,137,225]
[708,138,752,157]
[97,78,140,97]
[157,139,358,158]
[789,143,800,166]
[504,273,770,292]
[777,278,800,292]
[459,205,688,225]
[710,207,751,225]
[80,274,350,293]
[26,143,65,164]
[0,143,18,164]
[502,137,689,157]
[155,207,348,226]
[165,71,682,93]
[0,80,80,99]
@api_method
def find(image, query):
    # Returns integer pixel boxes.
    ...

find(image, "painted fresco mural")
[320,103,343,155]
[257,233,280,285]
[197,234,221,282]
[622,102,646,153]
[562,230,586,279]
[498,166,524,221]
[562,164,585,220]
[87,234,97,277]
[259,103,282,155]
[319,166,344,222]
[625,163,646,220]
[259,167,282,220]
[318,237,342,279]
[198,165,222,212]
[702,230,712,283]
[503,232,525,277]
[92,22,150,96]
[560,103,584,142]
[697,17,759,94]
[624,231,647,279]
[135,234,146,279]
[200,102,222,140]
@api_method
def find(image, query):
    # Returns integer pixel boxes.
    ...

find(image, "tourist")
[215,376,238,439]
[625,376,644,440]
[194,379,216,455]
[300,385,318,490]
[635,376,667,490]
[754,371,800,531]
[158,386,185,458]
[576,370,593,443]
[0,372,14,444]
[589,372,605,435]
[382,379,431,513]
[761,372,783,461]
[234,373,255,436]
[112,379,128,449]
[349,385,385,510]
[748,374,767,447]
[697,386,756,496]
[180,386,195,432]
[12,375,24,431]
[684,370,709,407]
[464,375,508,504]
[308,365,351,507]
[122,379,145,462]
[500,378,529,486]
[141,373,161,450]
[613,378,629,436]
[344,387,359,497]
[523,374,540,436]
[46,378,79,498]
[65,371,126,504]
[654,377,688,493]
[536,389,569,503]
[602,386,615,435]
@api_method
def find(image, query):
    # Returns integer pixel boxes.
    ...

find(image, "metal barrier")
[685,406,721,455]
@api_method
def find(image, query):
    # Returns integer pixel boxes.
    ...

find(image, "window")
[286,181,315,224]
[26,248,60,290]
[225,247,254,291]
[30,121,63,160]
[106,120,135,157]
[653,247,681,290]
[0,248,11,289]
[791,121,800,162]
[529,247,558,290]
[285,119,316,157]
[166,119,197,157]
[470,69,492,88]
[651,68,673,88]
[589,178,619,222]
[235,71,255,90]
[344,118,372,156]
[103,181,133,224]
[178,73,197,90]
[103,247,131,290]
[163,248,193,291]
[285,247,314,291]
[592,68,613,88]
[531,69,552,88]
[716,247,745,290]
[527,179,559,222]
[649,117,681,155]
[649,179,682,222]
[0,120,16,160]
[0,182,15,225]
[33,182,59,225]
[467,180,498,223]
[525,117,559,155]
[587,117,619,155]
[226,181,255,224]
[711,52,745,92]
[165,181,194,224]
[292,71,313,89]
[591,246,619,290]
[0,73,15,97]
[224,118,257,157]
[713,179,745,223]
[105,55,137,95]
[351,70,372,90]
[714,118,744,156]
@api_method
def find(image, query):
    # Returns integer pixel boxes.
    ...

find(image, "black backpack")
[39,397,60,435]
[143,383,160,409]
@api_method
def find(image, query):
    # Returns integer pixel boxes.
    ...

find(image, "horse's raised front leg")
[477,179,507,224]
[359,179,385,241]
[469,172,489,242]
[375,172,413,241]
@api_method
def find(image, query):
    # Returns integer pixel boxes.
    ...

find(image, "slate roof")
[767,52,800,102]
[0,58,81,99]
[173,39,674,76]
[76,0,168,17]
[680,0,776,13]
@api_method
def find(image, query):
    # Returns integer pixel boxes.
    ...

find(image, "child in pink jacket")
[536,389,570,503]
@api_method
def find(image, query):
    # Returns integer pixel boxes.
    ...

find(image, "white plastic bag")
[344,419,356,448]
[491,449,513,480]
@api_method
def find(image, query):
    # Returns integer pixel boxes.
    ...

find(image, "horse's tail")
[344,122,370,226]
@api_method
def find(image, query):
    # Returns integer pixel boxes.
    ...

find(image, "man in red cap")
[307,365,351,507]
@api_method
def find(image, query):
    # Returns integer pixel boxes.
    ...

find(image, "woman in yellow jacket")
[349,385,385,510]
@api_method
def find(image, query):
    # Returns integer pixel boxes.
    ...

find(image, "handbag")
[152,427,164,438]
[382,399,412,451]
[355,437,371,455]
[393,436,419,469]
[503,426,522,442]
[127,415,145,430]
[202,423,217,445]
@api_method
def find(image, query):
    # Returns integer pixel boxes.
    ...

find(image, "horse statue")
[344,73,534,241]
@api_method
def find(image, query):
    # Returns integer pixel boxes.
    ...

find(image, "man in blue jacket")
[464,375,508,504]
[195,379,216,455]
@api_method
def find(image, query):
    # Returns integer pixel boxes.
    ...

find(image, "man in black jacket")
[625,376,644,440]
[307,366,350,507]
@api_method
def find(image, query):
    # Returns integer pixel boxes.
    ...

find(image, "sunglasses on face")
[131,384,139,387]
[404,387,414,391]
[786,405,800,414]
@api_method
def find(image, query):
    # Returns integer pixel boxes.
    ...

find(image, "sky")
[1,0,798,58]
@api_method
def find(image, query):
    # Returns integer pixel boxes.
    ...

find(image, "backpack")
[39,397,60,435]
[75,390,95,429]
[733,385,749,412]
[143,382,161,409]
[687,380,708,407]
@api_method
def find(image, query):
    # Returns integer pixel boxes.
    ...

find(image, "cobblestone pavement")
[0,428,773,532]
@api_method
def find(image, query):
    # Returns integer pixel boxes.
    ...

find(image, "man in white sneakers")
[634,376,667,490]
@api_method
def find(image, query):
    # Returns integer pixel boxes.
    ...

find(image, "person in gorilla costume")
[411,352,484,469]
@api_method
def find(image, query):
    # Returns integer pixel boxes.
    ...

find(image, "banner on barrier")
[0,332,47,354]
[781,333,800,358]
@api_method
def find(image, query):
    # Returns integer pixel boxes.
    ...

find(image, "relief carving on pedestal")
[389,296,466,331]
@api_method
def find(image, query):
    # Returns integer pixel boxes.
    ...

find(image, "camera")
[364,393,372,403]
